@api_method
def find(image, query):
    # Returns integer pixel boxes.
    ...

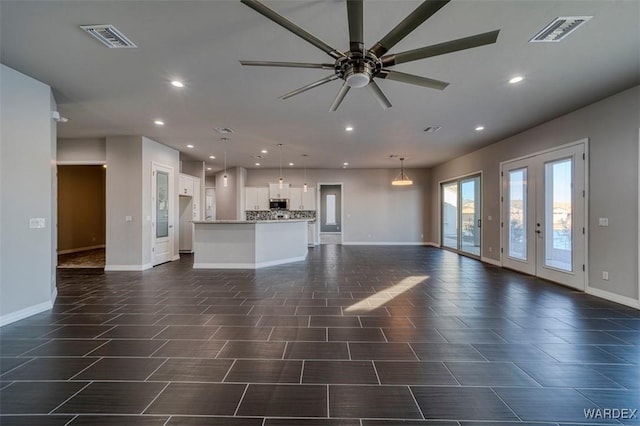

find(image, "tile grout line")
[47,381,93,414]
[140,381,171,414]
[232,383,250,416]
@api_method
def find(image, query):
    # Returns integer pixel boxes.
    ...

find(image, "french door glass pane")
[544,158,572,271]
[460,177,480,256]
[442,182,458,249]
[156,171,169,238]
[326,194,336,225]
[508,169,527,260]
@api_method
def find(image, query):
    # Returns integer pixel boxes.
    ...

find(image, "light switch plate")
[29,218,45,229]
[598,218,609,226]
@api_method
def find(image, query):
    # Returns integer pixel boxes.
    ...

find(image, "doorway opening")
[57,164,106,269]
[319,184,343,245]
[501,141,586,290]
[440,173,482,258]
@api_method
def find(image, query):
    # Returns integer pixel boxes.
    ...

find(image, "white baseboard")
[425,242,440,247]
[104,263,153,271]
[342,242,431,246]
[194,255,307,270]
[172,254,181,261]
[481,256,502,267]
[58,244,105,255]
[0,299,54,327]
[586,286,640,309]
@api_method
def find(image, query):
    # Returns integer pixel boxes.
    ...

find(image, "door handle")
[535,230,541,234]
[477,219,481,228]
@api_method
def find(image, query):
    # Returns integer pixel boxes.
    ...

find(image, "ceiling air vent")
[215,127,235,134]
[80,25,137,48]
[530,16,592,43]
[424,126,442,133]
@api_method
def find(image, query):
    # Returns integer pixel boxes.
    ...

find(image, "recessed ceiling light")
[209,155,216,159]
[171,80,184,88]
[206,167,212,171]
[261,149,268,154]
[509,76,524,84]
[289,162,294,166]
[154,120,165,126]
[345,126,354,132]
[475,126,485,131]
[255,162,261,166]
[187,144,194,148]
[343,162,349,166]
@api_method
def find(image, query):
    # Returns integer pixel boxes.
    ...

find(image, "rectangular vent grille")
[215,127,235,134]
[80,25,137,48]
[530,16,592,43]
[424,126,442,133]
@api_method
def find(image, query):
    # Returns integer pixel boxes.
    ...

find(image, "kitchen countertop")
[193,219,311,224]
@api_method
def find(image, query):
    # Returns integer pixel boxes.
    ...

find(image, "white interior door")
[152,163,173,265]
[502,143,586,289]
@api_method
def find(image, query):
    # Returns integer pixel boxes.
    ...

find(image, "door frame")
[499,138,589,290]
[317,182,344,244]
[151,161,175,266]
[438,170,483,259]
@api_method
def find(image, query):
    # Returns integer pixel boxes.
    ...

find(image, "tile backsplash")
[246,210,316,221]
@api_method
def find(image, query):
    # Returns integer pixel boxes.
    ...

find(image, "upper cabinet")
[179,174,194,197]
[269,183,290,200]
[246,187,270,210]
[290,187,316,211]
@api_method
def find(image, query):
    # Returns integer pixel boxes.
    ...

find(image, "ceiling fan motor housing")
[336,52,382,88]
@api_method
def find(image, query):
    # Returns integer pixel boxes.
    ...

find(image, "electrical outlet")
[602,271,609,280]
[489,247,492,252]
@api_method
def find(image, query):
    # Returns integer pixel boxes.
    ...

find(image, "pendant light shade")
[222,138,228,188]
[278,143,284,188]
[302,154,308,192]
[392,157,413,186]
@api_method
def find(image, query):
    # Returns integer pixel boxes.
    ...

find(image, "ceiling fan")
[239,0,500,111]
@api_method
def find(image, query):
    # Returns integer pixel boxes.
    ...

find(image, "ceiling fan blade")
[329,82,351,111]
[240,60,335,70]
[382,30,500,67]
[378,69,449,90]
[241,0,344,59]
[346,0,364,53]
[370,0,450,58]
[367,80,392,109]
[280,75,340,100]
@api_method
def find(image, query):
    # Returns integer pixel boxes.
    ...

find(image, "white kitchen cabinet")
[246,187,270,210]
[179,175,200,252]
[302,187,316,210]
[179,174,194,197]
[269,183,290,200]
[289,187,302,211]
[290,187,315,211]
[308,221,317,246]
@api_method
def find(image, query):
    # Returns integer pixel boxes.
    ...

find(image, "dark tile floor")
[1,246,638,425]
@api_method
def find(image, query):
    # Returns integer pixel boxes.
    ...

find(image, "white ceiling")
[1,1,638,172]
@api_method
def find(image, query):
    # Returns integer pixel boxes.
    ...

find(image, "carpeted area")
[57,248,105,269]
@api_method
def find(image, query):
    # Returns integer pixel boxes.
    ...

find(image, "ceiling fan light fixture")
[346,71,370,88]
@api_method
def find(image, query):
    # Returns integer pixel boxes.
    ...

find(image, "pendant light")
[302,154,308,192]
[392,157,413,186]
[278,143,284,189]
[222,138,228,188]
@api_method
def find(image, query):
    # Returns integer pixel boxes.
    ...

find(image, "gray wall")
[215,167,243,220]
[0,64,57,324]
[245,168,431,244]
[105,136,143,268]
[58,138,106,163]
[430,85,639,302]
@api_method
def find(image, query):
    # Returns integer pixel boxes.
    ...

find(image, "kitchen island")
[192,220,308,269]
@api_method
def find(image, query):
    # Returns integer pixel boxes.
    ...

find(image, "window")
[326,194,336,225]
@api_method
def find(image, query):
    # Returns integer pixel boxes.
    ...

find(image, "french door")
[501,143,586,289]
[152,163,174,266]
[441,174,481,257]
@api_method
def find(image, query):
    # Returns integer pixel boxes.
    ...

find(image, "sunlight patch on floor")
[345,275,429,313]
